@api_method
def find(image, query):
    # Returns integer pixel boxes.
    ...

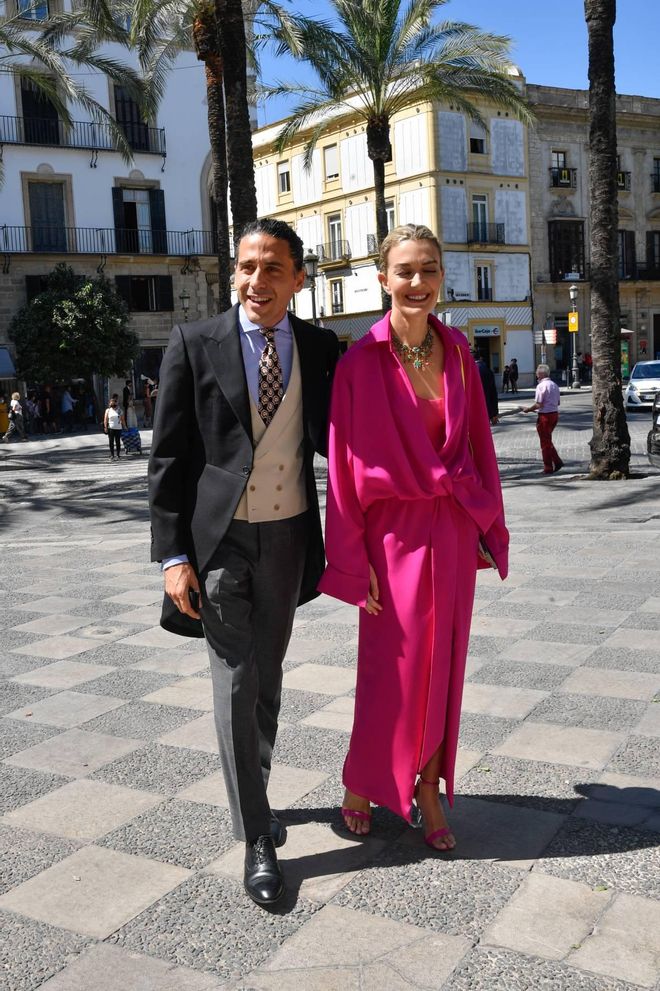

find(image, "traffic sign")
[568,312,579,333]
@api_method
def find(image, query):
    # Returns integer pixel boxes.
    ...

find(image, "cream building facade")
[250,81,535,384]
[527,84,660,377]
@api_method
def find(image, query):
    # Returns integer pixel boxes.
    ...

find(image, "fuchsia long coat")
[318,313,509,820]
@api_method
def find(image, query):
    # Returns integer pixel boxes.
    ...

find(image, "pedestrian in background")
[149,379,159,420]
[142,378,153,426]
[103,394,125,461]
[509,357,519,394]
[3,392,27,443]
[122,379,132,413]
[61,386,77,433]
[522,364,564,474]
[39,386,56,433]
[474,353,499,424]
[502,364,511,393]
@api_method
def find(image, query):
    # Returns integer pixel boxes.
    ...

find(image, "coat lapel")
[201,304,252,440]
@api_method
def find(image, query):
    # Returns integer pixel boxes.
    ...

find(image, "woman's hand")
[364,563,383,615]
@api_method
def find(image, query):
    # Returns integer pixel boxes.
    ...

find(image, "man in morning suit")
[148,218,340,907]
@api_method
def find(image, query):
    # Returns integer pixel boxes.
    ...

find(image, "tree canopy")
[9,264,138,383]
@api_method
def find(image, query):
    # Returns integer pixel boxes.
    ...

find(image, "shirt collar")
[238,305,291,336]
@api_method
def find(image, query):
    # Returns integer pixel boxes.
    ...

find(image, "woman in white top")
[3,391,27,443]
[103,395,126,460]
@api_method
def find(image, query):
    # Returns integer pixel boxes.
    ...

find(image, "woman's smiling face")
[378,239,444,318]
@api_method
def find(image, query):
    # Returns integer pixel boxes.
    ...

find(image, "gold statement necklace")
[391,327,434,371]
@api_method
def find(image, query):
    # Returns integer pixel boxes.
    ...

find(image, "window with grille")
[115,275,174,311]
[548,220,585,280]
[330,279,344,314]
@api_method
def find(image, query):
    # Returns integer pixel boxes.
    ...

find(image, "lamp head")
[568,284,578,304]
[179,289,190,312]
[303,249,319,280]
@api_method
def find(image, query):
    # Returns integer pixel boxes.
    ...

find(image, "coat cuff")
[318,564,370,608]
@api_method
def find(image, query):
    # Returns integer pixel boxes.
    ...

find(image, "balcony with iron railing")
[466,223,505,245]
[0,225,214,257]
[316,240,351,265]
[0,115,167,156]
[617,171,631,191]
[549,167,577,188]
[549,264,590,283]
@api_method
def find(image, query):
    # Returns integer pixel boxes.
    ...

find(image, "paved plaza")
[0,389,659,991]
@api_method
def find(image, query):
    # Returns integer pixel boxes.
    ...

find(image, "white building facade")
[0,3,216,395]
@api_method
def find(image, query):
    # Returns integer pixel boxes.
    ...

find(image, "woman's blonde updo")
[378,224,443,273]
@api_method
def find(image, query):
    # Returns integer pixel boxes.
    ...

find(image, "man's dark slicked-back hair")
[238,218,304,271]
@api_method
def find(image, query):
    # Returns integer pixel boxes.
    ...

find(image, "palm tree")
[131,0,280,308]
[0,0,143,187]
[131,0,234,307]
[584,0,630,478]
[215,0,257,242]
[264,0,533,306]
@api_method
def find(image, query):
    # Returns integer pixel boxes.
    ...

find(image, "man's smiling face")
[235,233,305,326]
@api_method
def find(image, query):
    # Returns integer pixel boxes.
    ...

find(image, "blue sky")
[256,0,659,126]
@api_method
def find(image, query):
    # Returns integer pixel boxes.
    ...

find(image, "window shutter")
[112,187,128,252]
[155,275,174,311]
[625,231,636,275]
[149,188,168,254]
[115,275,132,309]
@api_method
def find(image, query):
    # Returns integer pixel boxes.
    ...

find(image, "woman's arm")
[464,351,509,579]
[317,364,371,607]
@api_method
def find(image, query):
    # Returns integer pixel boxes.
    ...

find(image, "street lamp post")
[303,249,319,326]
[569,283,581,389]
[179,289,191,322]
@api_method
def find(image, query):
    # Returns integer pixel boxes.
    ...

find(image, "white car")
[625,361,660,408]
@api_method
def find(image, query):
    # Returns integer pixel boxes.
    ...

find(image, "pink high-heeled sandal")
[414,776,456,851]
[341,794,372,834]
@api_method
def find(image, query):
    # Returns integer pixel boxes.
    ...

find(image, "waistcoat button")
[242,466,250,475]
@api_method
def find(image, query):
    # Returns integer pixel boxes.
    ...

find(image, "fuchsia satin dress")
[318,313,509,820]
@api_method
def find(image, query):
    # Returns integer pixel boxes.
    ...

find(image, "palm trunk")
[216,0,258,248]
[585,0,630,478]
[193,7,232,312]
[206,64,232,313]
[367,116,392,314]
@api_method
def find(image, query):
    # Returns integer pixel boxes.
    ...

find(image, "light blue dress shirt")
[162,306,293,571]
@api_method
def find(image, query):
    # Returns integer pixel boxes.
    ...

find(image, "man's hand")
[164,563,201,619]
[490,415,499,425]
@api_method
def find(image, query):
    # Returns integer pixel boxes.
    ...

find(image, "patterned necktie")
[258,327,283,426]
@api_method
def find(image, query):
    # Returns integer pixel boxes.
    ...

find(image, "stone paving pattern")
[0,391,659,990]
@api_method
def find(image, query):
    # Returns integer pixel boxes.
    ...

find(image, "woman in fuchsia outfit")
[318,225,508,851]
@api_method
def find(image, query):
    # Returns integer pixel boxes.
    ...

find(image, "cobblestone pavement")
[0,392,659,991]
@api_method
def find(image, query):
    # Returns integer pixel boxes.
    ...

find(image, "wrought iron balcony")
[625,262,660,281]
[616,171,631,191]
[549,265,590,283]
[652,173,660,193]
[316,240,351,265]
[0,114,166,157]
[466,223,505,245]
[549,167,577,188]
[0,225,214,257]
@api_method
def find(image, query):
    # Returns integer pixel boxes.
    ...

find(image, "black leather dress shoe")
[270,812,287,848]
[244,835,284,906]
